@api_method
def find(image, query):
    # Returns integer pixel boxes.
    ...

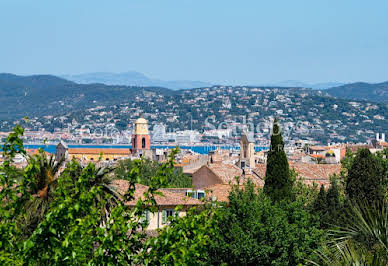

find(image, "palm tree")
[20,150,65,235]
[312,200,388,265]
[89,165,122,223]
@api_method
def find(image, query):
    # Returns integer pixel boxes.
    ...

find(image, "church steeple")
[131,116,151,155]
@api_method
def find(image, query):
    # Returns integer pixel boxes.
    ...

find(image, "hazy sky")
[1,0,388,84]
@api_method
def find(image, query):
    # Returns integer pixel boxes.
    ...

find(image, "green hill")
[0,73,175,119]
[325,81,388,103]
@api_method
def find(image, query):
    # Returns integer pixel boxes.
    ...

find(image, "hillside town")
[1,86,387,146]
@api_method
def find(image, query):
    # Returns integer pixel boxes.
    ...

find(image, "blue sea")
[23,144,268,155]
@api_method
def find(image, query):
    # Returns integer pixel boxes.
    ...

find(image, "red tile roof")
[380,142,388,147]
[207,163,263,186]
[68,148,131,155]
[310,154,325,159]
[253,162,341,187]
[111,180,202,206]
[204,183,262,202]
[26,148,53,157]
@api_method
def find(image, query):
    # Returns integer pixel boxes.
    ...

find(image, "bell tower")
[131,117,151,155]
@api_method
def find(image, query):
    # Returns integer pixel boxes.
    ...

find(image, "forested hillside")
[325,81,388,102]
[0,74,175,119]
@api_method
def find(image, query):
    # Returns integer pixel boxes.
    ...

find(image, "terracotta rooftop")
[208,163,243,184]
[68,148,131,155]
[26,149,53,156]
[309,154,325,159]
[253,162,341,187]
[204,184,236,202]
[380,142,388,147]
[206,163,264,186]
[204,183,261,202]
[309,146,332,151]
[111,180,202,206]
[290,162,341,181]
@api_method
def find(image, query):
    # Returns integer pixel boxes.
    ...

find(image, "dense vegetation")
[1,122,387,265]
[114,157,192,188]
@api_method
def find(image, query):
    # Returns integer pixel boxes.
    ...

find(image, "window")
[185,190,205,199]
[140,210,150,224]
[185,190,195,198]
[162,209,176,224]
[142,137,146,149]
[197,190,205,199]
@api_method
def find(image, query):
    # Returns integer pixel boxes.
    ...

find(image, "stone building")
[238,132,255,169]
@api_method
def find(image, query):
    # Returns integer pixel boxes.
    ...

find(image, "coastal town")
[2,116,387,232]
[1,1,388,264]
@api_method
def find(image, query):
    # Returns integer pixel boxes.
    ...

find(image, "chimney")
[382,133,386,142]
[376,133,381,142]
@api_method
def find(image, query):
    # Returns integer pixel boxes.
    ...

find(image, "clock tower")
[131,117,151,155]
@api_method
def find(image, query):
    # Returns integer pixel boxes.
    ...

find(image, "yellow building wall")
[146,207,189,231]
[69,153,128,161]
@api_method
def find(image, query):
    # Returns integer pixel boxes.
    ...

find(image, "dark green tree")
[313,185,327,214]
[208,181,324,265]
[264,117,293,201]
[115,157,192,188]
[345,148,385,204]
[325,177,342,227]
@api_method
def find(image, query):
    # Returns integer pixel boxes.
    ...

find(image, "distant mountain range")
[324,81,388,103]
[63,72,344,91]
[258,80,345,90]
[62,71,213,90]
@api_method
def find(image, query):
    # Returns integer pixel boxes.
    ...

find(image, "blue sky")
[1,0,387,84]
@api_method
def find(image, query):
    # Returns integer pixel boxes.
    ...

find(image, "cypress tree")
[325,177,341,226]
[345,148,385,204]
[313,185,327,213]
[264,118,293,201]
[312,185,328,228]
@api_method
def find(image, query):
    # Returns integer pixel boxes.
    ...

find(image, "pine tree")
[345,148,385,204]
[264,118,293,201]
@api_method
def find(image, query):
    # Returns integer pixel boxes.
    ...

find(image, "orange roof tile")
[26,149,53,156]
[207,163,263,187]
[309,146,331,151]
[111,180,202,206]
[204,183,261,202]
[381,142,388,147]
[310,154,325,159]
[253,162,341,185]
[68,148,131,155]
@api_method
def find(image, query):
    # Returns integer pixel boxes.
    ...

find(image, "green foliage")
[141,205,218,265]
[208,181,324,265]
[264,117,293,201]
[18,149,65,236]
[115,156,192,188]
[313,185,327,215]
[313,200,388,265]
[0,125,30,264]
[345,148,386,204]
[311,177,343,229]
[326,177,341,224]
[0,125,181,264]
